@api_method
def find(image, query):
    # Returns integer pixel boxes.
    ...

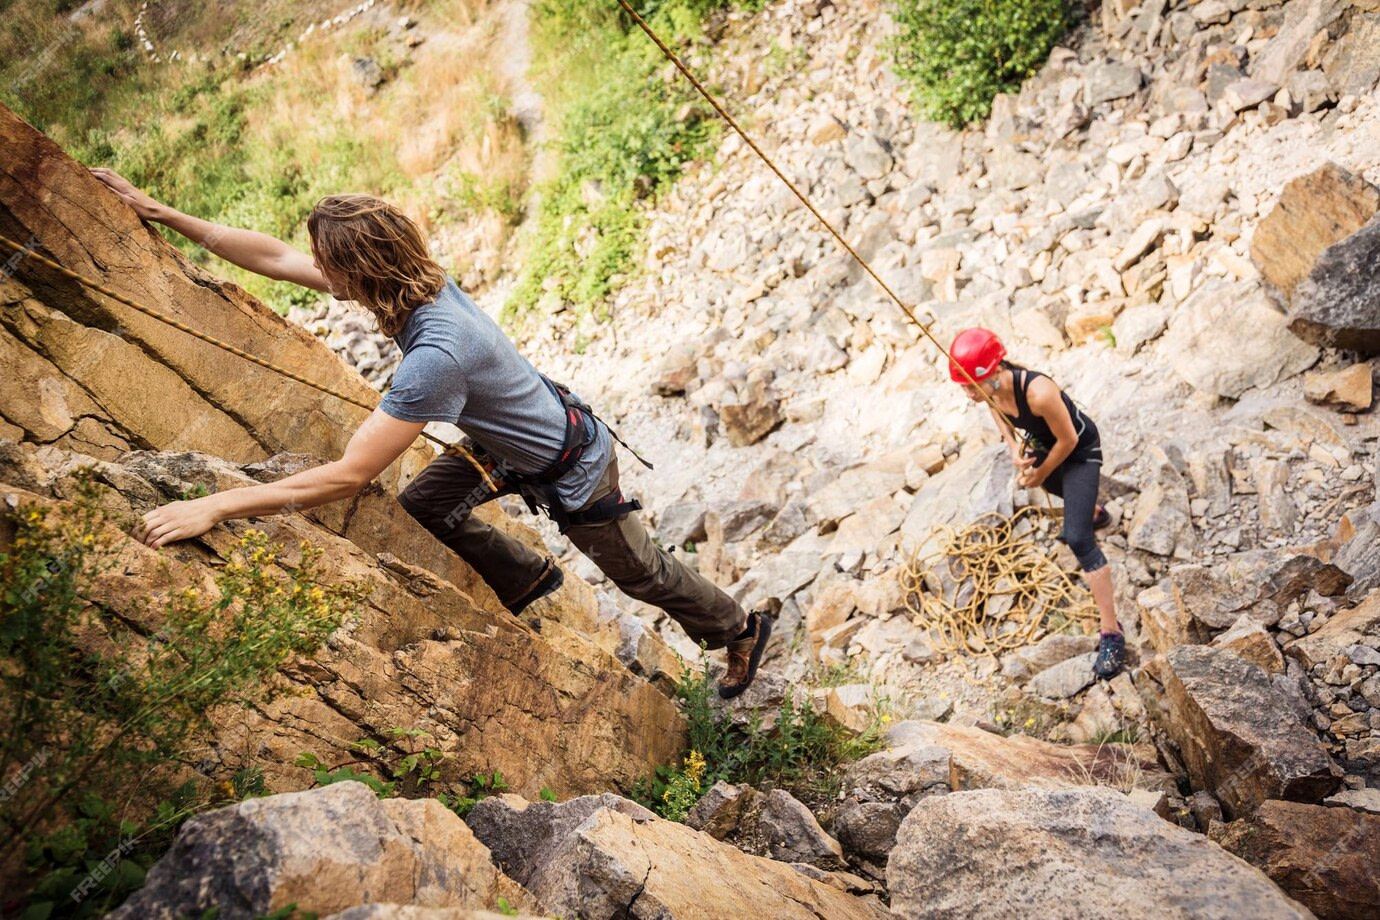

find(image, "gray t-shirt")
[378,276,612,508]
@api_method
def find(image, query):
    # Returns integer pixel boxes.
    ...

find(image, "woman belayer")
[948,327,1125,679]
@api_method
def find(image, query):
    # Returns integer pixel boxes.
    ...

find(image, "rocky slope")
[3,0,1380,917]
[280,0,1379,915]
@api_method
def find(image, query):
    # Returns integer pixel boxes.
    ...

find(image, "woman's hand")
[90,167,165,221]
[1014,452,1045,490]
[133,497,222,549]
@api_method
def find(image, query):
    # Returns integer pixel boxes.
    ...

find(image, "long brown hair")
[307,194,447,337]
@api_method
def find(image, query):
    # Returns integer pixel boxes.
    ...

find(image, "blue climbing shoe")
[1093,630,1126,680]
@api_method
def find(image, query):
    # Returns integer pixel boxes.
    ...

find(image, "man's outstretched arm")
[90,167,332,293]
[132,409,426,548]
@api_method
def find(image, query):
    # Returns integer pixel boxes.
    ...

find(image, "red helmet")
[949,328,1006,384]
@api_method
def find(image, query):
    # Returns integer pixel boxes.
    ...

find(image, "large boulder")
[1289,215,1380,354]
[1163,280,1319,398]
[466,795,888,919]
[108,782,533,919]
[900,443,1013,554]
[888,787,1313,920]
[1250,162,1380,299]
[883,720,1172,793]
[0,103,431,485]
[0,445,685,803]
[832,732,952,864]
[1138,645,1340,817]
[1216,799,1380,920]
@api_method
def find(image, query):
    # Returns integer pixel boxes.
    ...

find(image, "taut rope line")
[613,0,1019,434]
[0,232,496,491]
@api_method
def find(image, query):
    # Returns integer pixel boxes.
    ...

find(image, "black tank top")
[1006,368,1102,465]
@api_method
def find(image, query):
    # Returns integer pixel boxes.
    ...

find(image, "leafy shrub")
[634,649,885,819]
[0,468,368,914]
[888,0,1071,128]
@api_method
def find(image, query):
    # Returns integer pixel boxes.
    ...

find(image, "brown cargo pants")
[395,450,748,649]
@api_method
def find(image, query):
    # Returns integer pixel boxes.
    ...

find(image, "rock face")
[888,787,1313,920]
[1286,591,1380,671]
[1251,162,1380,299]
[1289,216,1380,354]
[0,443,685,801]
[466,794,887,920]
[884,720,1171,793]
[1216,799,1380,920]
[0,103,432,485]
[1139,645,1340,817]
[1163,280,1319,398]
[108,782,533,920]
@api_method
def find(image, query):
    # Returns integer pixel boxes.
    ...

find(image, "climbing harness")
[501,374,652,533]
[899,507,1100,657]
[0,231,499,491]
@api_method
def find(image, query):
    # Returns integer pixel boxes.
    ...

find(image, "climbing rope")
[618,2,1100,646]
[614,0,1020,436]
[0,233,496,491]
[899,507,1099,657]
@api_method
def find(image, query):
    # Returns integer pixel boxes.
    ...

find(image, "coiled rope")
[899,507,1099,657]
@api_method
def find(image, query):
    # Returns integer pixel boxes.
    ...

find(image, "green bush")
[506,0,725,321]
[633,649,885,820]
[0,469,368,915]
[888,0,1071,128]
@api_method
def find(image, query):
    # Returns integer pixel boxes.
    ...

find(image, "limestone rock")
[900,444,1013,554]
[758,788,847,870]
[326,908,542,920]
[685,781,754,840]
[1127,450,1195,557]
[832,729,953,864]
[889,787,1312,920]
[844,133,893,181]
[884,720,1170,793]
[108,782,532,920]
[1217,799,1380,920]
[1001,634,1099,682]
[655,501,708,547]
[1290,216,1380,354]
[720,374,783,447]
[1286,590,1380,671]
[1251,163,1380,300]
[0,447,685,802]
[467,795,886,919]
[1163,279,1319,398]
[1303,363,1374,411]
[1084,61,1143,105]
[1139,645,1340,817]
[1027,652,1099,700]
[1210,617,1285,675]
[0,103,432,485]
[1320,10,1380,96]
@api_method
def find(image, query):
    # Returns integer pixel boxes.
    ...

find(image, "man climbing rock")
[93,169,771,699]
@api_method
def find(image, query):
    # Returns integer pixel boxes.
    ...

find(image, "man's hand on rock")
[90,167,164,221]
[133,497,221,549]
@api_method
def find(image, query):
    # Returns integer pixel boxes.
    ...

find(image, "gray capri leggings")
[1038,456,1108,573]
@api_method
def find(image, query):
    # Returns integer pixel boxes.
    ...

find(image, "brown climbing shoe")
[718,610,772,700]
